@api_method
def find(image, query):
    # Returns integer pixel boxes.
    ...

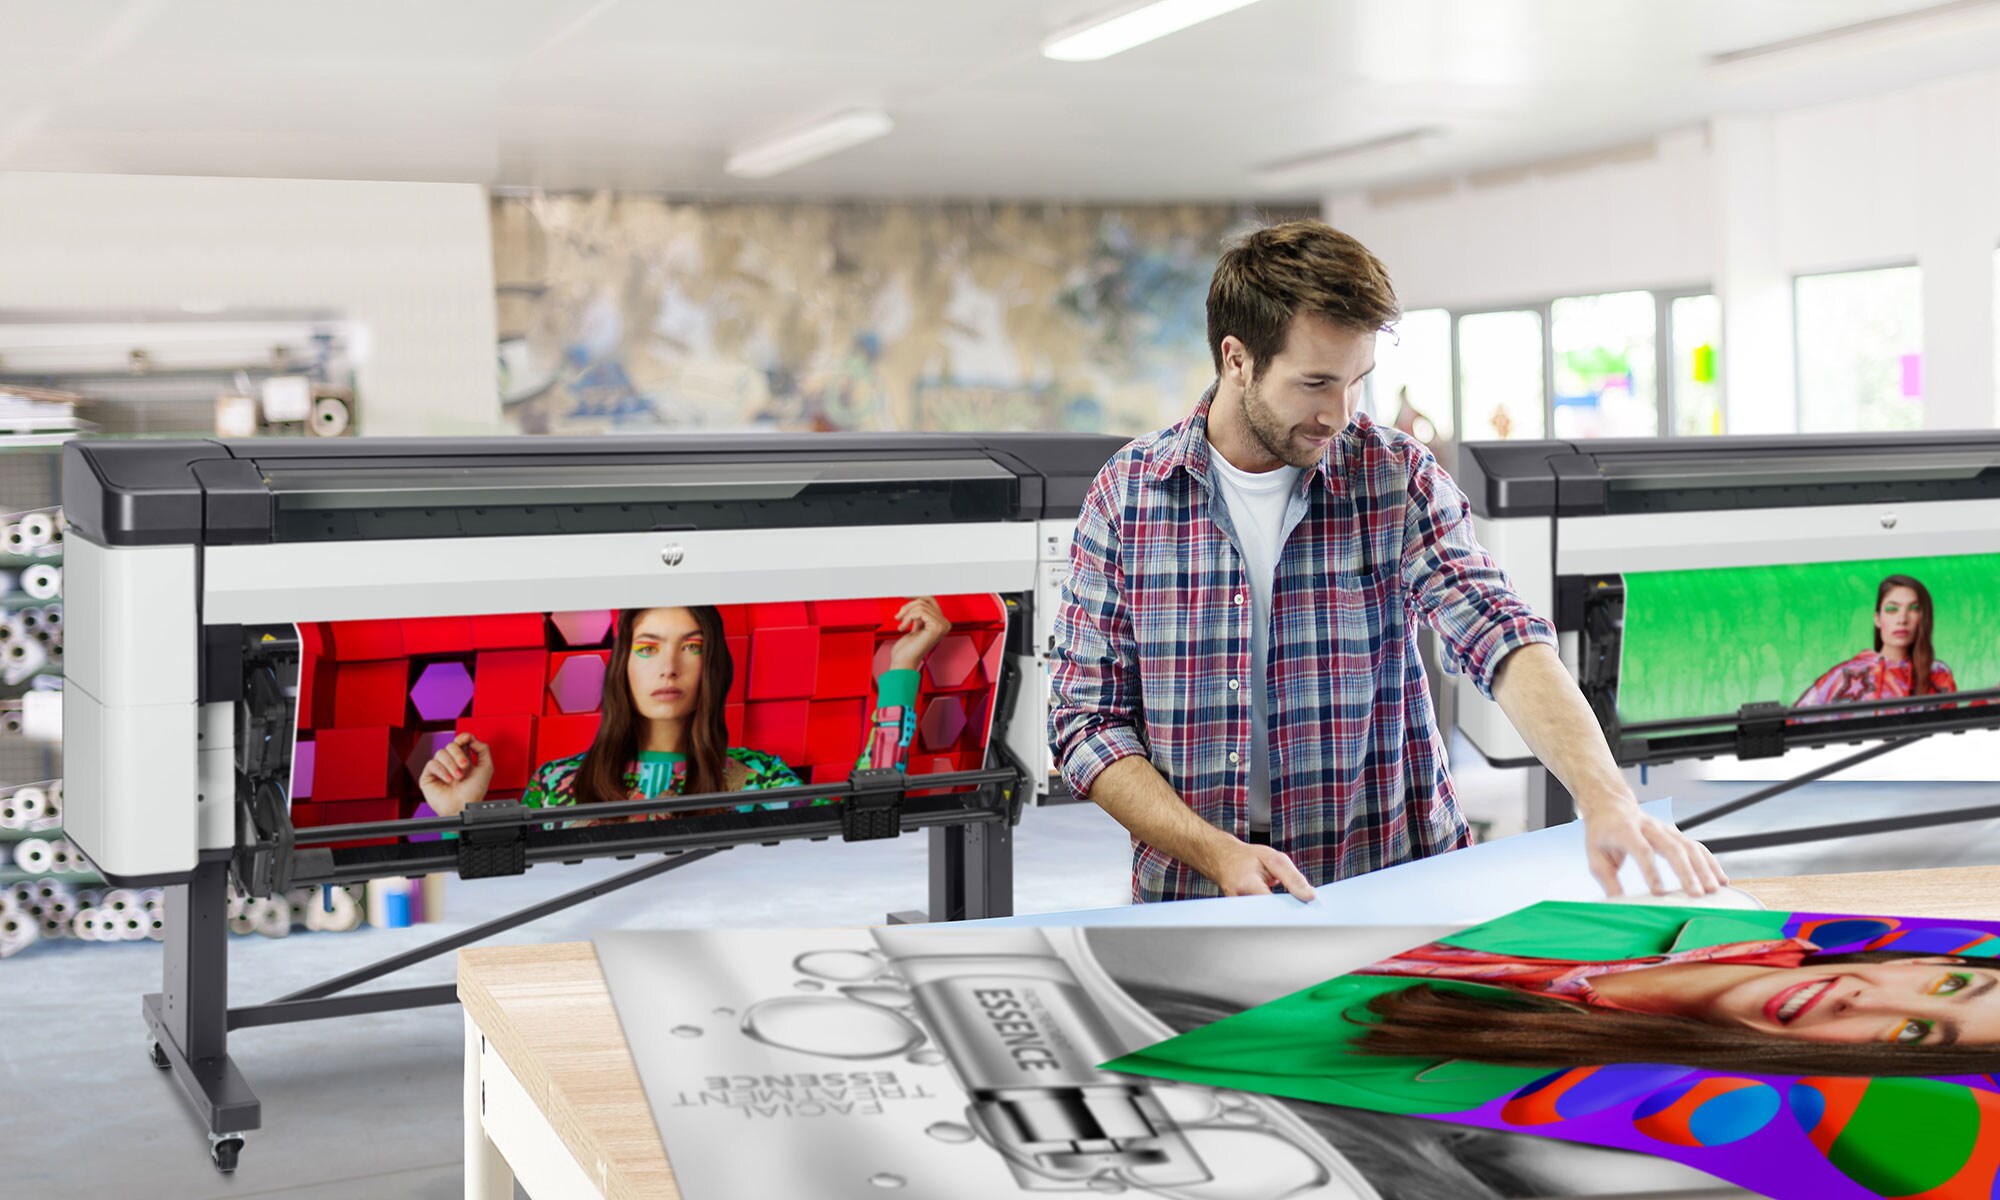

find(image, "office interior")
[5,2,2000,1197]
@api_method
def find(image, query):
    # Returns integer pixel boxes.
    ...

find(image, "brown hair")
[1206,220,1401,379]
[1353,951,2000,1077]
[572,606,734,808]
[1874,574,1940,695]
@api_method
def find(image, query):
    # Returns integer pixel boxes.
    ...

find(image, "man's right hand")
[1202,839,1316,901]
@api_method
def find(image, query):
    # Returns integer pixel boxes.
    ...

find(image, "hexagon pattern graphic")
[551,610,615,646]
[919,695,968,752]
[549,655,608,714]
[411,661,475,722]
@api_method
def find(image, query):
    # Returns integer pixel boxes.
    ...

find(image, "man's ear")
[1220,336,1253,388]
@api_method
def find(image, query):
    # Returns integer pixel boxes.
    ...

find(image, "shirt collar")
[1149,380,1347,497]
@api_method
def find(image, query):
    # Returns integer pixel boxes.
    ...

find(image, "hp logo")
[1880,513,1898,530]
[660,544,685,567]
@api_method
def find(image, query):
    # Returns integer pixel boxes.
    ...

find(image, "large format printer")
[59,431,1121,1170]
[1453,432,2000,840]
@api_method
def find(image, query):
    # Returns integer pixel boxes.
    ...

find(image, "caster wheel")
[148,1040,170,1070]
[210,1135,244,1173]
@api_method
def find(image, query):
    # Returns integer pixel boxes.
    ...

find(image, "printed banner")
[1617,553,2000,726]
[1116,902,2000,1200]
[596,923,1728,1199]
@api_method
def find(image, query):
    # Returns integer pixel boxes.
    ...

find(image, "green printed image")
[1617,552,2000,725]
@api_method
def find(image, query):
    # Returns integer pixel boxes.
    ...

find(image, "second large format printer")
[1453,431,2000,834]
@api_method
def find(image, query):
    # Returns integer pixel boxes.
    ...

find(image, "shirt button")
[1228,679,1240,691]
[1227,751,1240,764]
[1233,593,1245,605]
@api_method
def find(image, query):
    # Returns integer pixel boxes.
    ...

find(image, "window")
[1550,291,1658,439]
[1458,310,1545,442]
[1796,265,1923,433]
[1670,294,1723,436]
[1367,308,1452,442]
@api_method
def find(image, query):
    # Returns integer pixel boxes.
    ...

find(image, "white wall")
[1324,128,1717,312]
[1323,68,2000,434]
[0,173,499,436]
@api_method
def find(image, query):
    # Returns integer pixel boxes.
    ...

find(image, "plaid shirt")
[1049,386,1557,902]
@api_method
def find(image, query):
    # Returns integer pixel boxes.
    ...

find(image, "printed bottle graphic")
[874,927,1209,1192]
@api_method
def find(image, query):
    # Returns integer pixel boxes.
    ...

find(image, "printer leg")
[927,821,1014,922]
[1526,767,1576,830]
[145,856,260,1149]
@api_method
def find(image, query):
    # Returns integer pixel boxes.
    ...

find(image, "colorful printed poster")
[596,922,1728,1200]
[1617,552,2000,726]
[1111,902,2000,1200]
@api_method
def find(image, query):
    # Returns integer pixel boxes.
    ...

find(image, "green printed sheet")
[1616,552,2000,725]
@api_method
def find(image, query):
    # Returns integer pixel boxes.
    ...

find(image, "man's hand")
[1202,840,1317,901]
[1582,802,1728,898]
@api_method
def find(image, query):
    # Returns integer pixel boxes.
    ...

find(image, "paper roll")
[42,605,59,629]
[74,908,100,940]
[3,635,47,684]
[47,778,60,804]
[119,913,147,941]
[12,787,47,820]
[13,838,52,872]
[18,513,54,547]
[147,915,166,941]
[1,712,23,736]
[103,888,139,913]
[310,396,351,437]
[21,565,58,600]
[255,901,290,938]
[227,901,259,936]
[17,607,40,633]
[3,525,23,553]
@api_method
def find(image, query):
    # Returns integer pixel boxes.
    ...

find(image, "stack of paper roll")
[2,511,61,556]
[0,781,59,831]
[225,883,367,937]
[0,602,61,685]
[11,836,84,874]
[0,870,433,956]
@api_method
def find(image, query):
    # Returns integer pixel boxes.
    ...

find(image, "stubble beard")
[1242,375,1329,471]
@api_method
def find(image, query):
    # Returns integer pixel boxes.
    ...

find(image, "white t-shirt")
[1207,451,1303,833]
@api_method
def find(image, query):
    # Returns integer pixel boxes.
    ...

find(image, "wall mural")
[492,195,1311,436]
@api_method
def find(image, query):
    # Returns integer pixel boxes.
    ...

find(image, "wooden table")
[457,865,2000,1200]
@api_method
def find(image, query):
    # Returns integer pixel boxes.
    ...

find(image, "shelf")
[0,866,101,886]
[0,825,61,842]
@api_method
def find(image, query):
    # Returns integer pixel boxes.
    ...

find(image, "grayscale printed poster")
[594,924,1720,1200]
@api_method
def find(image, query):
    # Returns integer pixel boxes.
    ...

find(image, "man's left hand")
[1581,802,1728,898]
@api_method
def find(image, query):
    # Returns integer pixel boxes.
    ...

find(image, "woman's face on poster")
[1706,958,2000,1047]
[628,607,704,723]
[1876,585,1923,651]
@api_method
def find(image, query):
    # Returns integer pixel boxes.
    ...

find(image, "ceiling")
[2,0,1996,201]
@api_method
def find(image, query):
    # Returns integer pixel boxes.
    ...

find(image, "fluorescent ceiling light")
[1043,0,1268,62]
[1252,128,1446,192]
[1708,0,2000,84]
[724,109,893,179]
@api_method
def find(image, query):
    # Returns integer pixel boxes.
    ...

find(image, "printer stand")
[143,855,259,1172]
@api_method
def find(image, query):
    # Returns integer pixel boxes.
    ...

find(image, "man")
[1048,220,1724,904]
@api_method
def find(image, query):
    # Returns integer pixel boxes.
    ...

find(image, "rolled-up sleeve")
[1049,464,1148,799]
[1400,451,1556,699]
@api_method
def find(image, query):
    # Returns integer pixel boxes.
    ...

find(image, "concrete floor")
[4,738,1997,1198]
